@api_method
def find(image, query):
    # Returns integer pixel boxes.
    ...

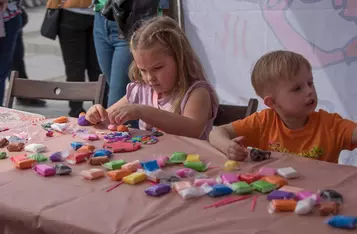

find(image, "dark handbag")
[40,8,61,40]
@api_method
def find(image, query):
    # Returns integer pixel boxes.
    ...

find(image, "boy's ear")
[263,96,275,108]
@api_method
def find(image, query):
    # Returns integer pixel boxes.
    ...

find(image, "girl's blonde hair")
[129,16,213,113]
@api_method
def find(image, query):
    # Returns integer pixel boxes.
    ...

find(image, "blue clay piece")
[93,149,113,157]
[207,184,233,197]
[78,115,91,126]
[326,216,357,229]
[141,160,160,172]
[71,142,84,151]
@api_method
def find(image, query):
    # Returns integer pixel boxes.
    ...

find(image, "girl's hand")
[108,104,141,125]
[85,104,108,124]
[226,136,248,161]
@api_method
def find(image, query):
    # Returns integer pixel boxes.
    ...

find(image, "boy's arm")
[209,123,238,154]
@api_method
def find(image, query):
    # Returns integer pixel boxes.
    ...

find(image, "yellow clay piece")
[123,172,147,185]
[224,160,239,171]
[185,154,200,162]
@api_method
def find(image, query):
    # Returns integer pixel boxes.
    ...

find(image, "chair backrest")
[213,98,259,126]
[5,71,106,108]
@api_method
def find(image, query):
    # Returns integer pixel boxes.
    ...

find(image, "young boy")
[209,50,357,163]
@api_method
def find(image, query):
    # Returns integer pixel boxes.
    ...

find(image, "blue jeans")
[0,15,22,105]
[93,12,133,107]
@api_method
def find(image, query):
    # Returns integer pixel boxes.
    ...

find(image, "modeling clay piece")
[77,144,95,153]
[104,132,131,142]
[151,131,163,137]
[53,116,68,123]
[258,167,276,177]
[319,202,339,216]
[168,152,187,164]
[93,149,113,157]
[159,174,181,185]
[296,191,313,200]
[276,167,299,179]
[186,154,200,162]
[224,160,239,171]
[145,169,162,183]
[194,178,216,187]
[24,143,46,153]
[78,133,100,141]
[103,160,127,170]
[103,141,140,153]
[107,168,132,181]
[71,142,84,151]
[207,184,233,197]
[251,180,277,193]
[0,152,6,159]
[55,164,72,175]
[183,161,208,172]
[221,173,239,184]
[7,142,25,152]
[156,156,169,168]
[231,181,254,194]
[121,160,142,172]
[51,123,69,132]
[77,115,91,126]
[326,216,357,229]
[278,185,304,194]
[141,160,160,172]
[33,164,56,177]
[295,197,316,215]
[248,147,271,162]
[46,131,54,137]
[11,155,36,169]
[131,135,158,144]
[50,151,69,162]
[173,181,192,192]
[239,173,262,184]
[108,124,117,131]
[8,136,25,144]
[145,184,171,197]
[66,152,91,164]
[267,190,295,201]
[268,199,297,213]
[81,168,105,180]
[319,189,344,204]
[88,156,110,165]
[123,171,147,185]
[28,153,47,162]
[178,184,213,199]
[117,125,129,132]
[0,137,8,147]
[262,175,288,188]
[176,168,196,178]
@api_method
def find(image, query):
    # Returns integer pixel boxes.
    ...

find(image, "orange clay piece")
[270,199,297,212]
[117,125,129,132]
[79,112,86,117]
[319,202,339,216]
[16,159,36,169]
[53,116,68,123]
[107,168,132,181]
[262,175,288,188]
[77,145,95,153]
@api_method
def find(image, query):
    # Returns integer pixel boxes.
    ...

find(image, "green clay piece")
[103,160,127,170]
[231,181,254,194]
[251,180,277,193]
[183,161,207,172]
[0,152,7,159]
[28,153,48,162]
[168,152,187,164]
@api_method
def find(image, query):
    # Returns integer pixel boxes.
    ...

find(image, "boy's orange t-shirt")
[231,109,357,163]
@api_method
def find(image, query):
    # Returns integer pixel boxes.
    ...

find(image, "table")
[0,118,356,234]
[0,107,45,130]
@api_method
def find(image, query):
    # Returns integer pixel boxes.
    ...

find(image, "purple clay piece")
[78,115,91,126]
[50,152,63,162]
[145,184,171,197]
[267,190,295,201]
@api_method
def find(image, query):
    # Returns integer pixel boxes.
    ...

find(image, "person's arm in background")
[0,0,8,11]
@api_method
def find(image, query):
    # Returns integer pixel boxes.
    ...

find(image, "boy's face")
[271,66,318,118]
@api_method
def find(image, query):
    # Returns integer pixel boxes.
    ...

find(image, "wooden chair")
[213,98,259,126]
[5,71,106,109]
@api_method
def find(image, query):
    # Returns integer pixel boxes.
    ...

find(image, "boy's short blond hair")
[251,50,312,98]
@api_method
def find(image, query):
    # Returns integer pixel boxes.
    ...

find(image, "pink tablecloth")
[0,107,45,130]
[0,118,356,234]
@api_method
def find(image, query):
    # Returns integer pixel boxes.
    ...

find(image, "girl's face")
[133,44,178,97]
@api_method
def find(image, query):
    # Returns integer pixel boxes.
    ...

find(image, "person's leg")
[93,12,114,108]
[0,15,22,106]
[58,10,87,117]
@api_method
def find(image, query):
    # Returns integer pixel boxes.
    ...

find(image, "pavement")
[11,6,92,118]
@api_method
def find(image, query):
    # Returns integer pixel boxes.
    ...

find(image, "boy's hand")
[85,104,108,124]
[226,136,248,161]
